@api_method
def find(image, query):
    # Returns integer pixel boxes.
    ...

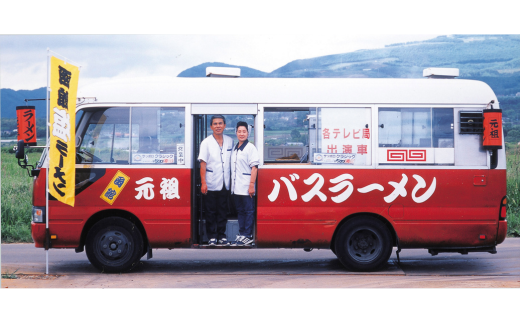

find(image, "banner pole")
[45,48,50,275]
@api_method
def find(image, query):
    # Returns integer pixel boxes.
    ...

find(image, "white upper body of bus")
[77,76,498,106]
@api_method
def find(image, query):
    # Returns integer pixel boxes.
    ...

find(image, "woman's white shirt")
[231,140,260,196]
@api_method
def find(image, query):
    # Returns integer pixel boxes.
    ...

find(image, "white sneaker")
[232,235,243,245]
[235,236,253,246]
[218,238,230,246]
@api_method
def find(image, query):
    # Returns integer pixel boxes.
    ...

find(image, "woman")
[231,121,259,246]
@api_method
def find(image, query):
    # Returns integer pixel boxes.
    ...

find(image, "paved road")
[2,238,519,288]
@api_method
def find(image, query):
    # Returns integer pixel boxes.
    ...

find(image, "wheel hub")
[356,236,370,249]
[99,231,129,260]
[347,229,381,262]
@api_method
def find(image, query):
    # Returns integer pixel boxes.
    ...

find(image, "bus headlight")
[32,206,45,223]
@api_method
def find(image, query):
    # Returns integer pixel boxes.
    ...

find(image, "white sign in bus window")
[133,153,175,164]
[315,108,371,165]
[314,153,356,164]
[177,144,185,165]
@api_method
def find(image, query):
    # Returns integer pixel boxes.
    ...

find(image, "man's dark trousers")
[205,187,229,240]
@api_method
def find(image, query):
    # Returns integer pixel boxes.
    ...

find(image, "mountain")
[179,34,520,96]
[1,87,47,119]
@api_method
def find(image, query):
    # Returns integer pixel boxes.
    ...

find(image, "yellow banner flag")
[49,57,79,206]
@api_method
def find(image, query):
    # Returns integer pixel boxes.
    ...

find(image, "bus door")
[191,104,258,245]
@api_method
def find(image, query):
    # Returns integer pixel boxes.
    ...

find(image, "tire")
[86,217,144,273]
[334,217,393,272]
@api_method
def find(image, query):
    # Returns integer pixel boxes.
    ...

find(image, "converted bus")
[20,68,508,272]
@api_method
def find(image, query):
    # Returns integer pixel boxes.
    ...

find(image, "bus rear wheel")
[335,217,392,272]
[86,217,144,273]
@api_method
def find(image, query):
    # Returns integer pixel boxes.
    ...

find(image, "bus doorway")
[191,106,257,246]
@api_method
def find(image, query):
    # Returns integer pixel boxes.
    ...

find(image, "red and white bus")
[19,68,508,272]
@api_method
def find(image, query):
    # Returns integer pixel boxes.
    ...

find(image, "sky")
[0,34,441,90]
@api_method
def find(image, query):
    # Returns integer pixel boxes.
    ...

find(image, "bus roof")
[77,77,498,106]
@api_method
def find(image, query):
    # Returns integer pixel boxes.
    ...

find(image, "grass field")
[505,147,520,236]
[1,147,520,243]
[1,148,41,242]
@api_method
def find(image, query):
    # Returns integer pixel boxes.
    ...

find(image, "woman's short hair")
[236,121,249,132]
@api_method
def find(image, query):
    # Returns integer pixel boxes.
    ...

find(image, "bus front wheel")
[86,217,144,273]
[335,217,392,272]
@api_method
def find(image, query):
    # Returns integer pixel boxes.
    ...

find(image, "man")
[198,115,234,246]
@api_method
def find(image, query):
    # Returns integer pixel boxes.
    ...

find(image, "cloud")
[1,34,439,90]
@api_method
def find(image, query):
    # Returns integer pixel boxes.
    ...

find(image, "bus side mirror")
[15,139,37,177]
[15,139,25,159]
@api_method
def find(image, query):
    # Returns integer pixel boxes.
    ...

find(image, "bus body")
[28,76,508,272]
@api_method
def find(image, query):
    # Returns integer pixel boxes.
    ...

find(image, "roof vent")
[206,67,240,78]
[423,68,459,79]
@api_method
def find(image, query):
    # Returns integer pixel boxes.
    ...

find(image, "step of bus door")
[198,244,255,249]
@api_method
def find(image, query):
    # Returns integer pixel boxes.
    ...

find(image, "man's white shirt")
[198,134,234,191]
[231,140,260,196]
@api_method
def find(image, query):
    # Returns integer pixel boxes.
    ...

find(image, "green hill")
[1,87,47,119]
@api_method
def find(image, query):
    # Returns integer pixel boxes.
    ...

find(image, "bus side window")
[433,108,454,148]
[78,108,130,164]
[316,107,372,166]
[378,108,454,165]
[378,110,402,147]
[379,108,432,148]
[263,108,313,164]
[131,107,185,165]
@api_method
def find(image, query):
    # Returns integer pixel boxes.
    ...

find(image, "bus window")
[433,108,454,148]
[379,108,431,147]
[378,108,454,164]
[78,108,130,164]
[131,107,185,164]
[77,107,186,165]
[263,108,314,163]
[315,107,372,166]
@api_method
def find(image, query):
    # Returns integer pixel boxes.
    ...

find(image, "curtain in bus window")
[316,107,372,166]
[131,107,185,165]
[378,108,454,165]
[78,108,130,164]
[379,108,431,147]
